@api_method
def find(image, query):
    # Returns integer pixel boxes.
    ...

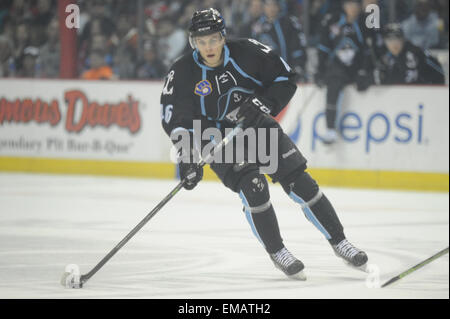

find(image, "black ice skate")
[332,239,368,271]
[270,247,306,280]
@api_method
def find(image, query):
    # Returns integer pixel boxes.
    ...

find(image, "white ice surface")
[0,173,448,299]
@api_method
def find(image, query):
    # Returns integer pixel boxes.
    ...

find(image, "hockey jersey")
[160,38,297,139]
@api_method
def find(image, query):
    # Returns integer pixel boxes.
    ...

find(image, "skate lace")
[334,239,359,260]
[272,248,297,268]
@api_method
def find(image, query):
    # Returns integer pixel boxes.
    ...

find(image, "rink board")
[0,80,448,191]
[0,157,447,192]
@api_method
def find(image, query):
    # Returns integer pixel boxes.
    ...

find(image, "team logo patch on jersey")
[194,80,213,96]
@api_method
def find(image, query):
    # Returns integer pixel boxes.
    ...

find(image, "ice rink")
[0,172,448,299]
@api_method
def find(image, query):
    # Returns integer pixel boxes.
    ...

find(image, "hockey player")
[315,0,373,145]
[250,0,308,82]
[377,23,445,85]
[160,8,368,280]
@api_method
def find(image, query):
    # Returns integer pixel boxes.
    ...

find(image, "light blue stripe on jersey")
[223,45,231,66]
[229,57,263,87]
[192,50,211,117]
[353,21,364,44]
[274,20,287,61]
[335,90,345,129]
[192,50,214,70]
[338,14,346,26]
[200,68,207,116]
[318,44,331,54]
[274,76,289,82]
[426,58,445,75]
[289,191,331,240]
[217,87,254,120]
[239,191,264,246]
[292,50,303,58]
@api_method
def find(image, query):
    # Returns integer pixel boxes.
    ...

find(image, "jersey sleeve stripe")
[229,57,263,87]
[274,76,289,82]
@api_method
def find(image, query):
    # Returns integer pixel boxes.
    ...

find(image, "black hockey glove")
[236,96,272,129]
[178,150,203,191]
[356,69,373,92]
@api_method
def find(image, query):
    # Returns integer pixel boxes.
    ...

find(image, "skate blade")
[343,260,369,273]
[288,270,307,281]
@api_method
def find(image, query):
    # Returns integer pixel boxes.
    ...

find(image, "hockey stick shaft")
[381,247,449,288]
[80,124,243,286]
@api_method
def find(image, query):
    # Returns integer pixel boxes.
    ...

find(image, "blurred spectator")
[361,0,386,85]
[402,0,440,50]
[0,2,11,31]
[0,0,447,81]
[113,45,136,79]
[136,40,166,79]
[79,0,116,55]
[16,46,40,77]
[250,0,308,81]
[110,14,138,51]
[0,15,15,43]
[32,0,53,27]
[79,33,113,73]
[308,0,342,46]
[238,0,264,38]
[110,14,138,79]
[13,20,30,59]
[156,16,187,69]
[0,35,15,77]
[7,0,32,23]
[39,17,59,78]
[377,23,445,84]
[315,0,373,145]
[429,0,449,45]
[81,49,117,80]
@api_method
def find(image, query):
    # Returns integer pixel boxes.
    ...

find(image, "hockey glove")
[179,162,203,190]
[236,96,272,129]
[178,149,203,191]
[356,69,372,92]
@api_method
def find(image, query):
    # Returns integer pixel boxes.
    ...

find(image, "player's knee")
[280,169,321,204]
[238,172,271,213]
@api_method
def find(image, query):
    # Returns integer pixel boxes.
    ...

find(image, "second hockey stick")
[381,247,449,288]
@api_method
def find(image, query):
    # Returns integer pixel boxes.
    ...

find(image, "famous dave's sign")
[0,90,141,134]
[0,79,173,162]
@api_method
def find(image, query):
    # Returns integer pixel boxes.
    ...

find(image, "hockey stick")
[381,247,449,288]
[61,123,243,288]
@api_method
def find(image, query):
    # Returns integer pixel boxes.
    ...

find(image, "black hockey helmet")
[382,23,405,39]
[188,8,226,48]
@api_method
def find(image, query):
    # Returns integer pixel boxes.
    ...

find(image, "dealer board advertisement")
[1,80,448,179]
[0,79,172,162]
[280,85,449,173]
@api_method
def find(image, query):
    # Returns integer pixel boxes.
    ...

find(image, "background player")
[250,0,308,82]
[376,23,445,85]
[315,0,373,145]
[160,8,368,280]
